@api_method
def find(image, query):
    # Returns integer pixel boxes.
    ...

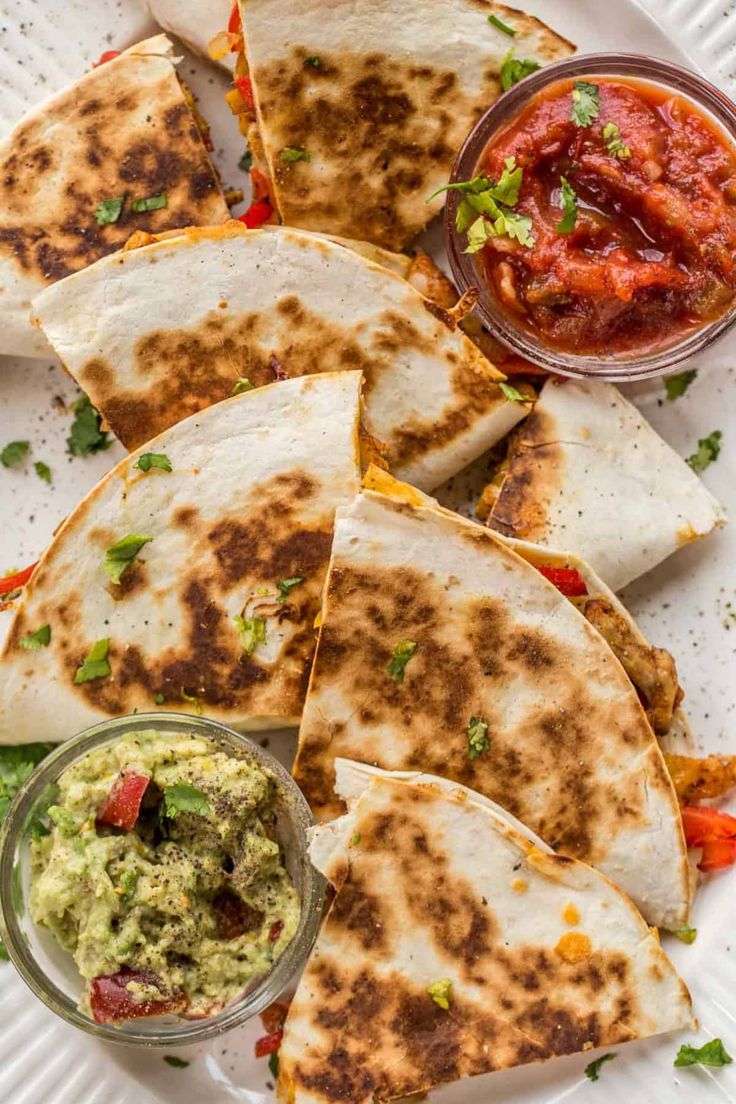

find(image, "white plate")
[1,1,735,1102]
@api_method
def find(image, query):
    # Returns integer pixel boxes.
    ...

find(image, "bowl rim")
[0,712,325,1047]
[445,51,736,382]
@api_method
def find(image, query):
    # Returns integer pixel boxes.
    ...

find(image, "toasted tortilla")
[147,0,233,67]
[0,373,361,743]
[279,760,693,1104]
[235,0,574,250]
[482,379,725,591]
[33,223,527,490]
[0,35,228,359]
[294,487,690,929]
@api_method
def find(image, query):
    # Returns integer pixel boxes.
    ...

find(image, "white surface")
[0,0,735,1102]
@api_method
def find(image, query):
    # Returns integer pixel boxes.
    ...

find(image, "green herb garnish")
[135,452,172,473]
[180,688,203,716]
[154,693,166,705]
[119,870,139,901]
[674,1039,733,1068]
[163,1056,190,1069]
[268,1053,280,1078]
[280,147,310,163]
[571,81,600,127]
[430,158,533,252]
[427,979,452,1010]
[488,13,516,35]
[234,615,267,654]
[239,149,254,172]
[602,121,630,159]
[231,377,254,396]
[467,716,490,759]
[350,832,361,847]
[161,782,211,820]
[67,394,111,457]
[103,534,153,585]
[305,56,322,69]
[73,638,111,684]
[130,193,167,213]
[499,381,529,403]
[665,370,697,401]
[1,441,29,468]
[584,1054,617,1081]
[500,51,540,92]
[674,924,697,944]
[19,624,51,650]
[277,576,305,601]
[34,461,52,484]
[686,430,722,473]
[556,176,578,234]
[95,197,125,225]
[387,640,418,684]
[0,743,54,825]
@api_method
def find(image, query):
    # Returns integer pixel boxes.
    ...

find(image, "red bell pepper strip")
[0,562,37,596]
[235,75,255,113]
[94,50,121,67]
[268,919,284,942]
[89,967,186,1023]
[238,198,272,229]
[536,565,588,598]
[228,2,241,34]
[699,837,736,872]
[97,771,150,831]
[255,1030,283,1058]
[681,804,736,847]
[260,999,290,1034]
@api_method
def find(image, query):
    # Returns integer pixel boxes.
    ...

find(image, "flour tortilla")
[147,0,233,68]
[0,35,228,359]
[294,487,690,929]
[483,379,726,591]
[279,760,693,1104]
[0,373,361,743]
[236,0,574,250]
[33,223,527,491]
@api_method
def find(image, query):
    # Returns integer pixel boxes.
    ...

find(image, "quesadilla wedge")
[148,0,233,67]
[32,222,528,490]
[477,378,726,591]
[294,483,691,929]
[0,35,228,359]
[0,372,361,744]
[228,0,574,250]
[279,759,694,1104]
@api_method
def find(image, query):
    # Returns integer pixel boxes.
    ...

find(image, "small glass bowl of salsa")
[445,53,736,381]
[0,713,324,1047]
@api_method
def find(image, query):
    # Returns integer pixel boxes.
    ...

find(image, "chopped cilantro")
[154,693,166,705]
[387,640,418,684]
[20,624,51,650]
[674,1039,733,1068]
[674,924,697,944]
[163,1056,190,1069]
[499,381,529,403]
[73,638,111,684]
[305,56,322,68]
[584,1053,617,1081]
[556,176,578,234]
[239,149,254,172]
[67,394,111,457]
[234,614,267,654]
[280,147,310,163]
[602,121,630,159]
[500,51,540,92]
[268,1052,280,1078]
[103,534,153,585]
[180,688,203,716]
[130,193,167,213]
[427,979,452,1010]
[1,441,29,468]
[665,370,697,401]
[434,160,533,252]
[467,716,490,759]
[231,377,254,396]
[34,461,52,484]
[95,197,125,225]
[135,452,172,473]
[427,174,493,202]
[571,81,600,127]
[488,13,516,35]
[0,940,8,962]
[350,832,361,847]
[490,157,523,206]
[686,430,722,473]
[0,743,54,825]
[277,576,305,601]
[161,782,211,820]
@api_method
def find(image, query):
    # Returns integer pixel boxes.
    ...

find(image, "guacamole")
[30,731,300,1023]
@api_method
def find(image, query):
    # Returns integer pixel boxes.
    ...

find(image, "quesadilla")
[279,760,693,1104]
[294,483,691,929]
[148,0,233,67]
[0,372,361,744]
[0,35,228,359]
[33,222,528,490]
[228,1,574,250]
[477,378,726,591]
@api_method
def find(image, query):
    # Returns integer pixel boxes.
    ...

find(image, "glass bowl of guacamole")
[0,714,324,1045]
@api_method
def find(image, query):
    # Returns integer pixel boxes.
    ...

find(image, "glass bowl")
[0,713,324,1047]
[446,52,736,382]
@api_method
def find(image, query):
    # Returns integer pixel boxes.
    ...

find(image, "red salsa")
[470,77,736,356]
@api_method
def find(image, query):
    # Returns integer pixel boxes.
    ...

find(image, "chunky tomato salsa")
[446,76,736,356]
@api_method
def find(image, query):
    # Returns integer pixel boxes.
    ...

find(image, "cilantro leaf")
[467,716,490,759]
[1,441,29,468]
[135,452,172,473]
[67,394,111,457]
[488,13,516,35]
[665,370,697,401]
[20,624,51,650]
[602,121,630,159]
[305,56,322,69]
[238,149,253,172]
[280,147,310,163]
[674,924,697,944]
[119,870,139,902]
[161,782,211,820]
[103,534,153,585]
[231,377,254,396]
[0,743,54,826]
[153,693,166,705]
[234,615,267,654]
[74,638,111,684]
[499,381,529,403]
[585,1053,617,1081]
[277,576,305,601]
[464,216,496,255]
[96,197,125,225]
[387,640,418,684]
[163,1056,189,1069]
[686,430,722,473]
[571,81,600,127]
[500,51,540,92]
[674,1039,733,1068]
[34,461,52,484]
[268,1053,280,1078]
[130,193,167,213]
[556,176,578,234]
[427,979,452,1010]
[350,832,361,847]
[490,157,523,206]
[427,174,493,203]
[495,208,534,247]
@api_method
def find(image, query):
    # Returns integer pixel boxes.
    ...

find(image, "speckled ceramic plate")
[1,1,735,1102]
